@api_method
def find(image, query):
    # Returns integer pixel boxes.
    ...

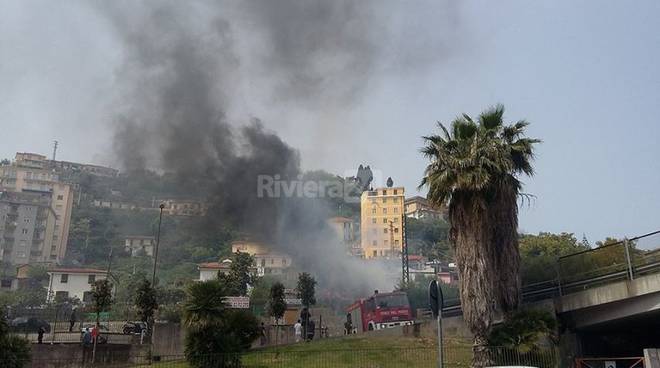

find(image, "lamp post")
[152,204,165,286]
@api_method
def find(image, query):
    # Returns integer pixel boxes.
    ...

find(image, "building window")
[393,189,398,195]
[394,228,399,233]
[57,195,63,200]
[83,291,93,303]
[382,197,387,203]
[395,240,400,246]
[60,274,68,283]
[23,218,30,223]
[282,258,287,266]
[261,259,266,267]
[270,258,274,265]
[55,291,69,299]
[21,229,28,235]
[383,228,388,234]
[88,275,96,284]
[372,240,377,246]
[382,218,387,224]
[372,250,377,257]
[382,190,387,195]
[382,208,387,214]
[394,208,398,213]
[371,208,376,214]
[372,218,376,224]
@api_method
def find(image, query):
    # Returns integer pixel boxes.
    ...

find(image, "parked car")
[9,317,51,333]
[122,321,147,335]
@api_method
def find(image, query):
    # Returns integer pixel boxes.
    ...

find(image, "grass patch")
[147,337,473,368]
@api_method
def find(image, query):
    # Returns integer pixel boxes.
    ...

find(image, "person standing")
[91,325,99,344]
[259,322,267,346]
[82,328,92,346]
[69,308,77,332]
[293,319,302,343]
[37,326,45,344]
[306,320,315,341]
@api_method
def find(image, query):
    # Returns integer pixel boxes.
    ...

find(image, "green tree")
[268,282,287,346]
[135,278,158,334]
[0,315,30,368]
[91,279,113,362]
[220,252,255,296]
[183,280,259,368]
[296,273,316,308]
[488,309,558,352]
[420,105,539,367]
[405,276,459,317]
[519,232,590,284]
[406,217,452,261]
[26,265,49,284]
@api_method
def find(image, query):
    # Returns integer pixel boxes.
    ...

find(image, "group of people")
[35,306,99,346]
[293,318,315,343]
[258,307,317,346]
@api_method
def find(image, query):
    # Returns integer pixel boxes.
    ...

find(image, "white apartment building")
[46,268,109,303]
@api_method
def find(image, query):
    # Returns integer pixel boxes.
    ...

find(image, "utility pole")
[151,204,165,286]
[401,214,410,287]
[106,247,113,278]
[52,140,58,161]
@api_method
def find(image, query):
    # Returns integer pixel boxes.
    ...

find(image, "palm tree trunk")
[491,179,521,314]
[472,334,492,368]
[449,193,495,368]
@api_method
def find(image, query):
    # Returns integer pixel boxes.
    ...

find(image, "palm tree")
[183,280,261,368]
[420,105,539,367]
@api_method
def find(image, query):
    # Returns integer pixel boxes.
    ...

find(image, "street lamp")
[151,204,165,286]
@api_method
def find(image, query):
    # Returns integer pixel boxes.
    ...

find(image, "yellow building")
[360,187,405,259]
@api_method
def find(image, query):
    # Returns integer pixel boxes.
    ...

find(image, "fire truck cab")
[346,290,413,332]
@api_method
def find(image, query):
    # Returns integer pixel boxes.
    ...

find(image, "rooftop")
[198,261,232,270]
[48,268,108,275]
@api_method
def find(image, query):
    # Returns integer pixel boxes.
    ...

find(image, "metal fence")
[522,229,660,302]
[21,346,558,368]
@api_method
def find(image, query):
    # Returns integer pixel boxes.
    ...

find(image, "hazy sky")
[1,1,659,243]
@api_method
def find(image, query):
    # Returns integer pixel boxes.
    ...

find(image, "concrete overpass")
[440,231,660,359]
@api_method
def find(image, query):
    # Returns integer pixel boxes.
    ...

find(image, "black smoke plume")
[97,1,459,296]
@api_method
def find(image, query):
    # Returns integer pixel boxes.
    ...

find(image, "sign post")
[429,280,444,368]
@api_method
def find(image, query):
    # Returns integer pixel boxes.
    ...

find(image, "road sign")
[429,280,444,368]
[223,296,250,309]
[428,280,444,318]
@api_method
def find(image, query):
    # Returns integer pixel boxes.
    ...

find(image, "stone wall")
[29,343,149,368]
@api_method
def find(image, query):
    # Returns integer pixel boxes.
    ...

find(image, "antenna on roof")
[52,140,58,161]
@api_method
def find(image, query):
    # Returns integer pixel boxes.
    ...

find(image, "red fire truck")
[346,290,414,332]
